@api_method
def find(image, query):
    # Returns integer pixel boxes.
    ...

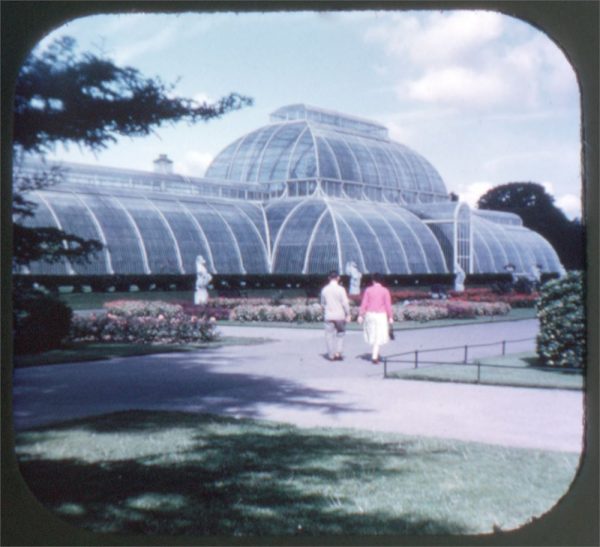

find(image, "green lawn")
[386,352,584,390]
[15,410,579,537]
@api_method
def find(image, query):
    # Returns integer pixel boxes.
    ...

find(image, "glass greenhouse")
[15,104,564,278]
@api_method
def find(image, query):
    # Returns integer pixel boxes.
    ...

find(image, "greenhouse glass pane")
[472,232,495,273]
[153,199,213,274]
[258,123,304,182]
[228,130,264,182]
[492,225,527,273]
[119,197,180,274]
[334,216,366,272]
[82,194,146,274]
[323,135,361,182]
[265,200,304,246]
[332,204,387,273]
[187,204,242,273]
[379,204,445,273]
[237,202,269,247]
[472,218,506,272]
[43,192,107,275]
[348,139,380,185]
[205,139,240,180]
[272,200,327,273]
[338,202,409,273]
[426,223,454,271]
[20,193,70,275]
[316,137,340,179]
[289,128,317,179]
[245,125,281,181]
[306,214,340,274]
[212,203,269,273]
[369,144,401,187]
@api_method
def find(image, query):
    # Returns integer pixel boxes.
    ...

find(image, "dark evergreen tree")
[11,36,253,353]
[13,36,252,271]
[477,182,584,271]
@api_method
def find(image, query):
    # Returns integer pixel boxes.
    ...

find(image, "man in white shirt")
[320,271,351,361]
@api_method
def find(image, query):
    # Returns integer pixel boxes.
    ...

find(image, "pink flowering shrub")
[230,302,325,323]
[70,300,218,344]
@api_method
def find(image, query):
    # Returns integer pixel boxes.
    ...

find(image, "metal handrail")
[383,337,537,379]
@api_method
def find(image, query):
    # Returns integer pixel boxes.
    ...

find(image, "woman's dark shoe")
[371,358,380,364]
[334,353,343,361]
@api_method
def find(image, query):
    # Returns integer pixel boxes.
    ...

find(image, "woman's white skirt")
[363,312,390,346]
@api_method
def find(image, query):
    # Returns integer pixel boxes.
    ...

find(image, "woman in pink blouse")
[357,273,394,364]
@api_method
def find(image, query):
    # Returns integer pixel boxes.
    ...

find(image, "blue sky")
[35,9,582,218]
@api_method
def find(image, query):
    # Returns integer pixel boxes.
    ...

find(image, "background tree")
[477,182,585,271]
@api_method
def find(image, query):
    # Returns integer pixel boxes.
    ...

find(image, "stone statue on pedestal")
[454,261,466,292]
[345,260,362,295]
[194,255,212,305]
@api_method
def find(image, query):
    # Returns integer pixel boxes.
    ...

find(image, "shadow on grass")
[17,410,467,537]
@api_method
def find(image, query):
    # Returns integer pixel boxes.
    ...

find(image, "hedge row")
[536,272,585,368]
[227,299,511,323]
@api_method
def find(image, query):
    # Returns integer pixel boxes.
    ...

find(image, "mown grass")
[15,410,579,537]
[386,352,584,390]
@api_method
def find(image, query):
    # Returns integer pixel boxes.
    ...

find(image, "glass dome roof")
[205,104,449,204]
[266,197,448,275]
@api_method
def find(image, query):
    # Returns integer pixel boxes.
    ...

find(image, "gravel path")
[12,319,585,453]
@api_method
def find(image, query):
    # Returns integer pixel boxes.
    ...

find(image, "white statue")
[454,261,466,292]
[194,255,212,305]
[529,263,542,287]
[345,260,362,295]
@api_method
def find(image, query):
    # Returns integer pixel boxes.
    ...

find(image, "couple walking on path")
[320,271,394,364]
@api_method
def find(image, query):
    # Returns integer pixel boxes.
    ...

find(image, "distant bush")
[536,272,585,368]
[70,300,218,344]
[13,288,73,354]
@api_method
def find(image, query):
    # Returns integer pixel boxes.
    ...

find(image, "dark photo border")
[2,1,598,546]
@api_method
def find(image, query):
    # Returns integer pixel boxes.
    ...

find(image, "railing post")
[502,340,506,356]
[464,345,468,364]
[477,361,481,383]
[383,358,387,378]
[414,350,419,369]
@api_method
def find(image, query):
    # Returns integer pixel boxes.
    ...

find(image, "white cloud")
[556,193,582,219]
[175,151,214,177]
[362,10,577,111]
[457,181,494,208]
[193,92,213,104]
[408,11,504,66]
[404,66,511,107]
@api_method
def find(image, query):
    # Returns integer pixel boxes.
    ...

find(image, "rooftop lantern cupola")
[153,154,174,175]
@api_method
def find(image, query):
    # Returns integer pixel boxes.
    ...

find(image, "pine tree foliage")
[12,36,253,269]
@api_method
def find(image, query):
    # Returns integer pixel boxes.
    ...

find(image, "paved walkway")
[12,319,585,453]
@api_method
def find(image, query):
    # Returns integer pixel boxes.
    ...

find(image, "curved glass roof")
[471,215,562,274]
[266,197,448,275]
[21,189,271,275]
[205,105,449,203]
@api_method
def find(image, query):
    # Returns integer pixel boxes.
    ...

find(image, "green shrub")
[70,300,218,344]
[536,272,585,368]
[13,288,73,354]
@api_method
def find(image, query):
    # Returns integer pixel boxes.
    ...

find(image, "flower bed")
[394,300,511,322]
[448,288,539,308]
[70,300,219,344]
